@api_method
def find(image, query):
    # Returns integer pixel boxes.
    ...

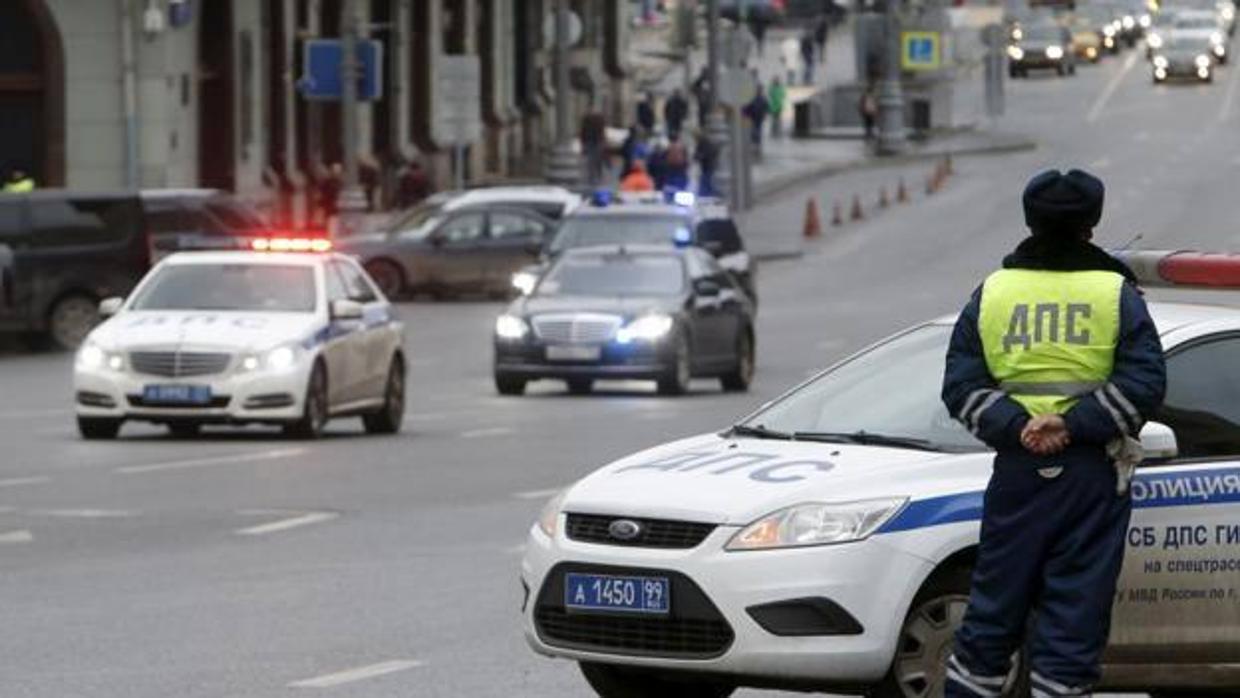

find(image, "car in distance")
[1008,23,1076,77]
[1151,33,1216,81]
[494,245,755,396]
[520,271,1240,697]
[336,205,556,299]
[1172,9,1229,63]
[73,250,405,440]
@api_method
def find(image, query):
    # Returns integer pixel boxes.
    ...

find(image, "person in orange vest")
[619,159,655,192]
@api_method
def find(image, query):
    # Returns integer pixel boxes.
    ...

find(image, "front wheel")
[580,663,735,698]
[364,259,406,300]
[78,416,121,440]
[657,332,692,396]
[720,331,754,392]
[495,372,527,396]
[285,362,328,439]
[48,294,99,350]
[362,357,405,434]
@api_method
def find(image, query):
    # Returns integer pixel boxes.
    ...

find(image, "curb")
[752,136,1038,204]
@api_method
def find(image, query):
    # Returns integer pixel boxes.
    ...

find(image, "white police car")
[522,251,1240,698]
[73,246,405,440]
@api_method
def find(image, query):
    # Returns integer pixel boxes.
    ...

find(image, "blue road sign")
[901,31,941,71]
[299,39,383,101]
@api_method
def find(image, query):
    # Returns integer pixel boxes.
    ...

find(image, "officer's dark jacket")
[942,237,1166,458]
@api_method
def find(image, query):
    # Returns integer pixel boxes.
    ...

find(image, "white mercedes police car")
[522,252,1240,698]
[73,245,405,439]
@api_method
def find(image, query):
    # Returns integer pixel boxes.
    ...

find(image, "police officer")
[941,169,1166,698]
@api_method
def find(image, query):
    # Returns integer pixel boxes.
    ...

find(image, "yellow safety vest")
[3,178,34,193]
[978,269,1123,416]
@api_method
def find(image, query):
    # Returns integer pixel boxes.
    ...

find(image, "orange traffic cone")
[831,201,843,226]
[878,187,890,209]
[850,194,865,221]
[803,198,822,239]
[897,178,909,203]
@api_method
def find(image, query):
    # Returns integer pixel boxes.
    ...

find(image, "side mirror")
[702,240,725,256]
[330,298,364,321]
[1139,421,1178,461]
[695,279,722,297]
[99,297,124,318]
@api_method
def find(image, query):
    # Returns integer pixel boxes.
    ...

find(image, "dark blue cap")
[1023,169,1104,235]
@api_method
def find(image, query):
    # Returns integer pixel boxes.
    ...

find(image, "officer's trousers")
[944,451,1132,698]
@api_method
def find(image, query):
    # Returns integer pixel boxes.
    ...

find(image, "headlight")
[537,489,569,538]
[76,342,124,371]
[495,314,529,340]
[1224,8,1236,21]
[1046,45,1065,59]
[1211,31,1225,45]
[511,271,538,296]
[615,314,674,343]
[1215,43,1228,56]
[1007,45,1025,60]
[725,498,908,551]
[1146,32,1161,47]
[1103,24,1117,37]
[1153,54,1170,68]
[265,345,298,370]
[1140,13,1152,27]
[1012,27,1023,40]
[1197,54,1213,67]
[1123,15,1136,29]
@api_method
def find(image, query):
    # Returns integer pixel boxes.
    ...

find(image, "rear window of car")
[696,219,744,255]
[28,197,137,248]
[550,215,689,253]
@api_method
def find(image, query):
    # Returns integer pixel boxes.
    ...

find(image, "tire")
[78,416,121,440]
[1008,65,1019,78]
[869,565,1029,698]
[656,331,692,396]
[362,356,405,434]
[566,378,594,395]
[1057,63,1067,77]
[495,372,527,396]
[167,422,201,438]
[720,330,754,392]
[580,663,735,698]
[48,294,99,350]
[364,259,406,300]
[284,362,328,439]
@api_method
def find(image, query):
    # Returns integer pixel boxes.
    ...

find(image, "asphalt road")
[4,45,1237,698]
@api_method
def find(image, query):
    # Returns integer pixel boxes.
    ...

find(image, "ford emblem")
[608,519,642,541]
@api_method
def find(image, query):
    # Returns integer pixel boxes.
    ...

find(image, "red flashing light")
[1157,252,1240,288]
[251,237,332,253]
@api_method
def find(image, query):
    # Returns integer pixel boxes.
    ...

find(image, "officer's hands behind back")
[1021,414,1070,456]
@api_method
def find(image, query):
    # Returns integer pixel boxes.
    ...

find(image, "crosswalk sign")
[901,31,941,71]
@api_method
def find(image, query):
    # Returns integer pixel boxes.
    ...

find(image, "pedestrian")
[396,159,433,209]
[647,137,669,191]
[3,168,35,193]
[780,36,801,85]
[859,86,878,140]
[663,134,690,191]
[619,126,649,178]
[664,88,688,138]
[359,153,381,211]
[768,77,787,138]
[744,84,769,153]
[941,169,1166,698]
[814,14,829,65]
[800,30,816,84]
[580,103,609,186]
[695,135,719,197]
[318,162,342,226]
[636,92,656,135]
[748,14,768,57]
[618,160,655,192]
[692,69,712,127]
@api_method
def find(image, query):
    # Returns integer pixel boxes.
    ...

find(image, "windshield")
[550,215,691,254]
[1175,16,1217,28]
[1167,35,1208,48]
[1023,25,1063,41]
[130,263,317,312]
[741,325,986,452]
[536,254,685,296]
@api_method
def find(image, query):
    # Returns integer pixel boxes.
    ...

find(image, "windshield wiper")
[790,431,944,452]
[726,423,794,440]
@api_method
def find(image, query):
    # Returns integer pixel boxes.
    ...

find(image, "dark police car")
[493,245,756,396]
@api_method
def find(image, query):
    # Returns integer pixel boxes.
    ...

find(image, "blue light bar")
[590,189,613,207]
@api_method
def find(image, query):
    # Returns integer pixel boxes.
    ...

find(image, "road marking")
[0,408,66,421]
[0,476,51,489]
[1221,58,1240,122]
[34,509,138,519]
[0,529,33,544]
[513,487,564,500]
[115,447,307,475]
[287,659,424,688]
[1088,51,1138,123]
[235,511,339,536]
[460,426,515,439]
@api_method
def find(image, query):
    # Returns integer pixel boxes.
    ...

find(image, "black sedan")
[335,205,555,299]
[493,245,756,396]
[1008,23,1076,77]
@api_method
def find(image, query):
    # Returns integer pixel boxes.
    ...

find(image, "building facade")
[0,0,634,220]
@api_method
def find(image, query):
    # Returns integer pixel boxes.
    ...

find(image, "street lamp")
[877,0,907,155]
[336,0,370,234]
[546,0,581,185]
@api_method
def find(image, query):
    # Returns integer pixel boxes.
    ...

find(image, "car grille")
[126,395,232,408]
[566,513,717,549]
[129,351,232,377]
[531,314,622,343]
[535,563,734,659]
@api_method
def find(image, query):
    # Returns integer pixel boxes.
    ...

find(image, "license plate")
[546,345,601,362]
[564,573,670,615]
[142,384,212,405]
